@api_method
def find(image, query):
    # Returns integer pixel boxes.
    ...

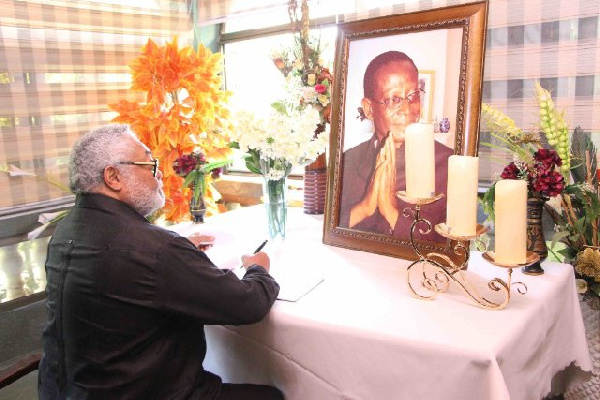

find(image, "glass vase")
[262,176,288,240]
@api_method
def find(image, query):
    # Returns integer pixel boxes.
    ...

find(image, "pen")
[253,239,268,254]
[239,240,268,270]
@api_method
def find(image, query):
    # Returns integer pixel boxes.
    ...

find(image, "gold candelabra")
[397,191,538,310]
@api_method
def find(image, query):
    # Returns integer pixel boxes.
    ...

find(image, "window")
[0,0,192,306]
[222,26,337,174]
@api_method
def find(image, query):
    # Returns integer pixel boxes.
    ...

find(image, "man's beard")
[122,173,165,217]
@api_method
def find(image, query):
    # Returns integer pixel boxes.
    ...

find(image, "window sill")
[214,174,304,208]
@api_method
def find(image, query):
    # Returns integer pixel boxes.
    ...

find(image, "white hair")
[68,124,140,193]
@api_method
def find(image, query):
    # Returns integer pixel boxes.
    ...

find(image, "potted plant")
[481,82,599,398]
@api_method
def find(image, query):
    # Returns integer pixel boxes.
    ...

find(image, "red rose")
[314,84,327,94]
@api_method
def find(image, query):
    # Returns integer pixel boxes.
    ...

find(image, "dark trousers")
[218,383,284,400]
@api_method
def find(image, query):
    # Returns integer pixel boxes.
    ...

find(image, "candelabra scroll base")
[398,191,534,310]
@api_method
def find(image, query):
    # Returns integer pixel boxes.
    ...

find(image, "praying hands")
[349,134,400,231]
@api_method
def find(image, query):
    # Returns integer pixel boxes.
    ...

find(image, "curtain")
[0,0,192,211]
[211,0,600,182]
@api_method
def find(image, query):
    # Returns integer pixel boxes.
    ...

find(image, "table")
[171,207,592,400]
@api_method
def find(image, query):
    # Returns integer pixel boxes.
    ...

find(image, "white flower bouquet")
[230,107,327,180]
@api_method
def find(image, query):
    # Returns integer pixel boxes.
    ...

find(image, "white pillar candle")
[494,180,527,264]
[446,155,479,236]
[405,123,435,198]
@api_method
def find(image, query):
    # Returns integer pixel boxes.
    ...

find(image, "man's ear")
[361,98,374,120]
[103,165,123,192]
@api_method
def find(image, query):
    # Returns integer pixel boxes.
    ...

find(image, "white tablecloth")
[171,207,593,400]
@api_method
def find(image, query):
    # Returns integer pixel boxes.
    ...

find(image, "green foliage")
[244,149,263,175]
[481,182,496,222]
[182,159,231,202]
[270,101,288,116]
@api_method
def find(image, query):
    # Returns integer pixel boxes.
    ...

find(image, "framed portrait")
[323,2,488,263]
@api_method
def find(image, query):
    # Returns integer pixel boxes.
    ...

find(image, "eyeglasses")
[371,89,424,109]
[116,159,159,177]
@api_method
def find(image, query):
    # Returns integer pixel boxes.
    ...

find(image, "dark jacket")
[38,193,279,400]
[340,135,454,242]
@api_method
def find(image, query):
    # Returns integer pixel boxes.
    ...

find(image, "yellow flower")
[317,94,329,107]
[481,103,523,138]
[534,82,571,173]
[575,248,600,282]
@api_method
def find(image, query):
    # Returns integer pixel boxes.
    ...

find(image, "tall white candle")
[446,155,479,236]
[494,179,527,264]
[405,123,435,198]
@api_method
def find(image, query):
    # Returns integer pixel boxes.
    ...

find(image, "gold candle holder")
[397,191,534,310]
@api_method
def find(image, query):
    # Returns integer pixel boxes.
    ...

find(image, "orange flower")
[110,37,232,222]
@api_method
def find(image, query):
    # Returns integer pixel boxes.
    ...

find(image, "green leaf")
[244,153,262,175]
[199,159,231,174]
[549,230,571,248]
[183,170,198,187]
[481,183,496,221]
[229,141,240,149]
[570,126,597,186]
[271,101,287,115]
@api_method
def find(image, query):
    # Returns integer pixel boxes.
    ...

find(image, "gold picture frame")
[323,2,488,263]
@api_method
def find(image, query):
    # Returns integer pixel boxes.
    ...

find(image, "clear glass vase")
[262,176,287,240]
[260,158,291,240]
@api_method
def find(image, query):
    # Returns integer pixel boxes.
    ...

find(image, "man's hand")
[241,251,270,272]
[188,234,215,251]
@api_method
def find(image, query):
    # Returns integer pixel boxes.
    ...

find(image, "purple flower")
[211,167,222,179]
[173,151,207,177]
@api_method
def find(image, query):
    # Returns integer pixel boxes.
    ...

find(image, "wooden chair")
[0,353,41,389]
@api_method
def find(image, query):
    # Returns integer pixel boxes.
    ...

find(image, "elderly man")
[340,51,453,242]
[38,124,283,399]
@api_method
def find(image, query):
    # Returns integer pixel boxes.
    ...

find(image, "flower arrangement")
[481,82,600,307]
[172,150,230,204]
[270,0,333,138]
[496,148,566,200]
[230,106,324,239]
[109,37,233,222]
[270,43,333,134]
[230,107,326,180]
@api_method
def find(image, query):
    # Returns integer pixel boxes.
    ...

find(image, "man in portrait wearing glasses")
[39,124,283,400]
[339,51,453,242]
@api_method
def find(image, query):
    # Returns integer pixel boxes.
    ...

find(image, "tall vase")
[189,182,206,224]
[262,176,288,240]
[522,196,547,275]
[303,153,327,215]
